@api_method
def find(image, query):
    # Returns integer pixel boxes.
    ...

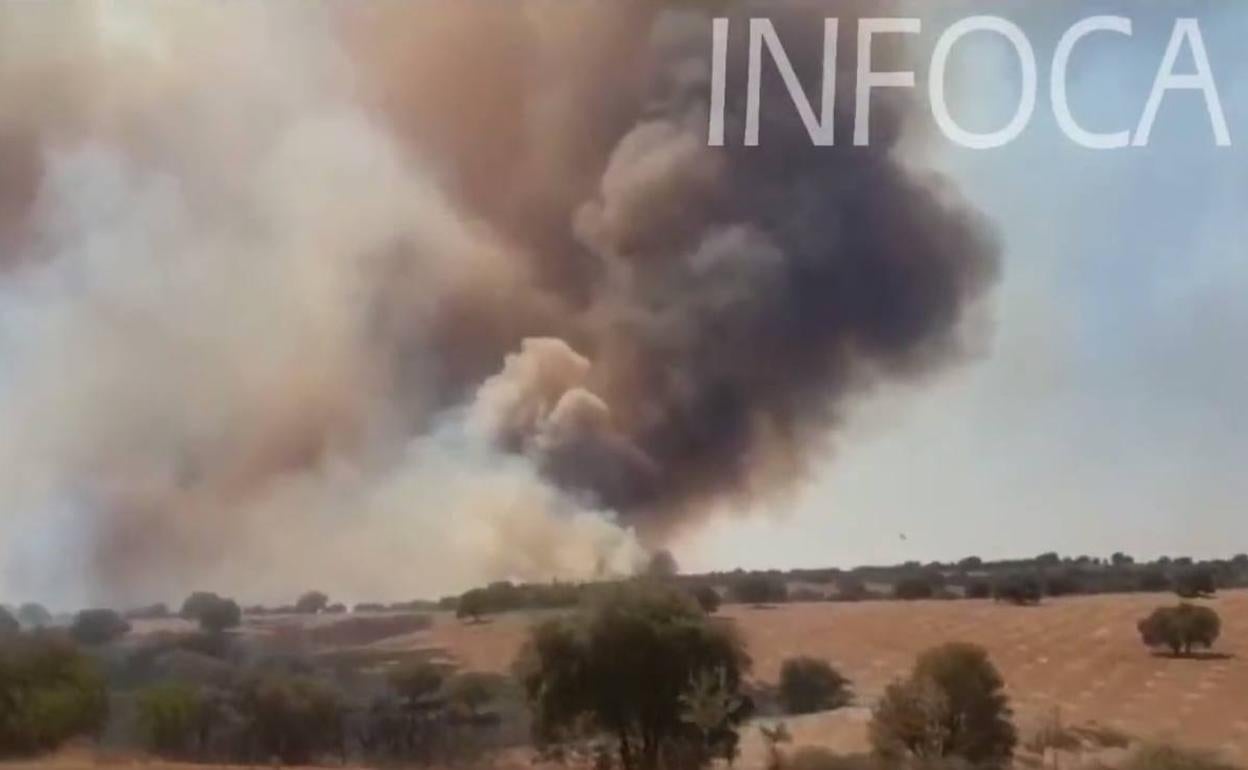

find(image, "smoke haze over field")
[0,2,996,607]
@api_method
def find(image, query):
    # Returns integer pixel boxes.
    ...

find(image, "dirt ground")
[426,590,1248,762]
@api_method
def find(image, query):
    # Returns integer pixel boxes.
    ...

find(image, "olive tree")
[778,657,852,714]
[1138,603,1221,657]
[870,642,1016,768]
[516,582,751,770]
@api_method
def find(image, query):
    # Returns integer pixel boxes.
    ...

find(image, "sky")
[684,1,1248,571]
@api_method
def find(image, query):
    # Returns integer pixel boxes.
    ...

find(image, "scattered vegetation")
[0,632,108,757]
[70,609,131,645]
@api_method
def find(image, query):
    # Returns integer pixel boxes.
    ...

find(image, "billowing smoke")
[0,1,997,607]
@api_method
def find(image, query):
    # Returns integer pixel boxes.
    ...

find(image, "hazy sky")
[685,1,1248,571]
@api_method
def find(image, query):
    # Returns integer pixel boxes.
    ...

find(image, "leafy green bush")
[136,683,207,757]
[1138,604,1221,656]
[778,657,851,714]
[517,582,751,770]
[691,585,722,614]
[869,642,1015,768]
[0,632,108,757]
[234,675,344,765]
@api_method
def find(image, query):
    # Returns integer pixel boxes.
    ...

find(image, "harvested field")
[425,590,1248,761]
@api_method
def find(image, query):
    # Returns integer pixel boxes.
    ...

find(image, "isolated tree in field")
[778,657,852,714]
[646,549,680,579]
[456,588,489,623]
[516,582,751,770]
[692,585,722,614]
[179,591,222,620]
[731,574,787,605]
[70,609,130,645]
[15,603,51,629]
[295,590,330,614]
[1138,604,1221,657]
[870,642,1016,767]
[196,596,241,634]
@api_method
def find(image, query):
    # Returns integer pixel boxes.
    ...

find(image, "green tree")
[295,591,330,614]
[235,675,344,765]
[993,574,1042,605]
[445,671,505,720]
[1174,568,1217,599]
[389,661,445,709]
[15,604,52,629]
[196,596,241,634]
[136,683,207,758]
[456,588,489,623]
[516,582,751,770]
[870,642,1016,768]
[179,591,222,620]
[691,585,721,615]
[646,550,680,579]
[1138,604,1221,657]
[778,657,852,714]
[0,632,109,757]
[730,575,787,606]
[69,609,130,646]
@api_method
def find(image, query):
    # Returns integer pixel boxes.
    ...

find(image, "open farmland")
[429,590,1248,762]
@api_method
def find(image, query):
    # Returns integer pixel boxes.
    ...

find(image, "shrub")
[692,585,722,614]
[135,683,207,758]
[445,671,506,719]
[870,642,1016,767]
[389,661,445,708]
[70,609,130,645]
[731,575,788,605]
[1138,604,1221,656]
[646,549,680,579]
[1137,569,1171,593]
[234,675,344,765]
[180,592,222,619]
[516,582,751,770]
[0,632,109,757]
[295,591,330,614]
[778,657,852,714]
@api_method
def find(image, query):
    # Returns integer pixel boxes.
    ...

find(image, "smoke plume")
[0,1,997,607]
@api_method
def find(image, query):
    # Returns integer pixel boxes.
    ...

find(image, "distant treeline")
[438,552,1248,617]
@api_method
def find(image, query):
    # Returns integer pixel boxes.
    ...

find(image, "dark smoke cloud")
[0,1,997,604]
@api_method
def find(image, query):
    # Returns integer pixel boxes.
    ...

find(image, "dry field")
[427,590,1248,762]
[6,591,1245,769]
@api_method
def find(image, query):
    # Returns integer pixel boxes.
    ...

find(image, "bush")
[389,661,445,708]
[180,592,222,619]
[0,632,109,757]
[457,588,489,622]
[870,642,1016,767]
[295,591,330,614]
[1138,604,1221,656]
[70,609,130,645]
[235,675,344,765]
[516,582,751,770]
[778,657,852,714]
[731,575,788,605]
[444,671,506,719]
[135,682,208,758]
[646,549,679,579]
[1137,569,1171,593]
[692,585,722,614]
